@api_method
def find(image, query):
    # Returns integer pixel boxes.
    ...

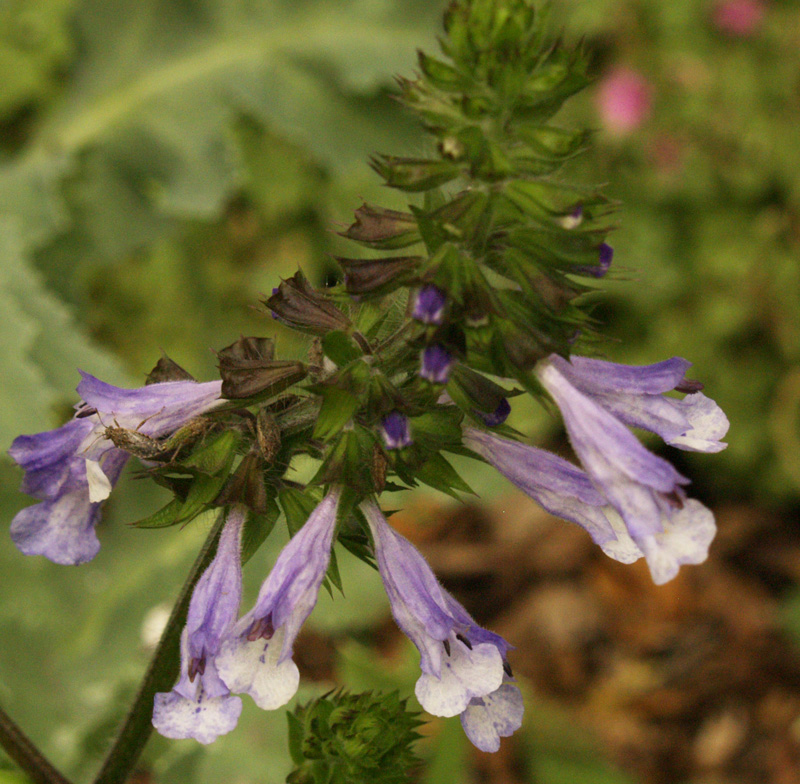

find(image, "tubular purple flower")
[535,357,722,583]
[463,427,618,547]
[547,354,729,453]
[412,284,446,325]
[420,344,454,384]
[152,506,246,744]
[463,426,714,583]
[8,373,223,565]
[215,487,342,710]
[380,411,412,450]
[360,499,522,747]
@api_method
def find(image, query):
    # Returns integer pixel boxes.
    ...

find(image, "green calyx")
[286,691,422,784]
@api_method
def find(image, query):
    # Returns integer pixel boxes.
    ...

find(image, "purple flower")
[534,355,726,583]
[380,412,412,450]
[476,398,511,427]
[546,355,729,453]
[215,487,341,710]
[557,204,583,230]
[8,373,223,565]
[463,426,716,583]
[152,506,246,744]
[360,500,523,748]
[463,427,618,547]
[420,345,454,384]
[412,285,446,325]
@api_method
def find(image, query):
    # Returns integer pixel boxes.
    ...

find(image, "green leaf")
[321,331,363,368]
[241,502,280,564]
[130,498,183,529]
[279,486,323,537]
[0,0,75,121]
[415,453,474,499]
[181,430,240,475]
[0,0,443,292]
[175,471,232,525]
[313,388,361,441]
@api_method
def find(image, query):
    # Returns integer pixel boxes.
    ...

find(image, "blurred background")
[1,0,799,782]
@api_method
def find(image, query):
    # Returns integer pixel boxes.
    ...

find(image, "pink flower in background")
[712,0,765,37]
[596,68,653,136]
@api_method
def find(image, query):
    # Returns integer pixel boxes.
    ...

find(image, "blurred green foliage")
[1,0,798,783]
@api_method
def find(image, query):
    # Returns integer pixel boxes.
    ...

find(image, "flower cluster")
[147,490,524,748]
[466,354,728,585]
[5,0,732,766]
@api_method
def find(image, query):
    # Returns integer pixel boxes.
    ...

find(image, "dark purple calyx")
[478,398,511,427]
[412,285,446,325]
[420,344,454,384]
[380,411,412,450]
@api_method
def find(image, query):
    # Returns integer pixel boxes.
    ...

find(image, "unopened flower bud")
[557,205,584,230]
[477,398,511,427]
[380,412,412,450]
[576,243,613,278]
[420,345,454,384]
[413,285,447,324]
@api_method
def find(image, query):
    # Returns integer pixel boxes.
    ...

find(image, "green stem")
[0,704,73,784]
[91,512,227,784]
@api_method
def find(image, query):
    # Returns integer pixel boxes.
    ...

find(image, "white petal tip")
[85,459,113,502]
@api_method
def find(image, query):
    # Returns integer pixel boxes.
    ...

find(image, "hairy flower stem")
[92,512,227,784]
[0,703,73,784]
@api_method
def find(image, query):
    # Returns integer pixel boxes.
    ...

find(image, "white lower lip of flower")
[599,499,716,584]
[152,688,242,745]
[414,637,504,718]
[85,459,113,502]
[216,626,300,710]
[460,681,525,752]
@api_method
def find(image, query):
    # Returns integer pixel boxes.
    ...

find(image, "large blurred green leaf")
[0,218,127,450]
[0,0,443,291]
[0,0,75,121]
